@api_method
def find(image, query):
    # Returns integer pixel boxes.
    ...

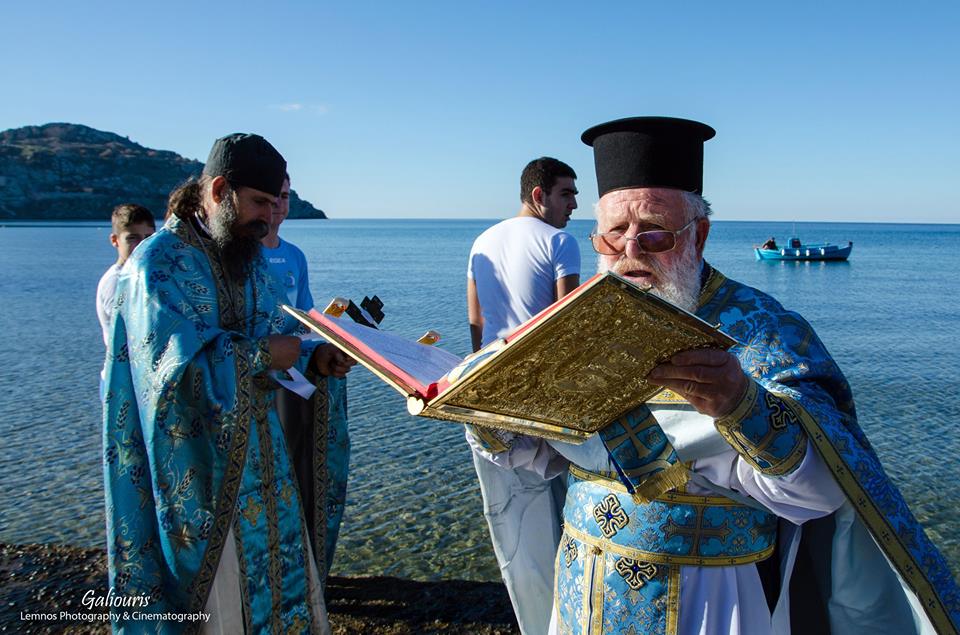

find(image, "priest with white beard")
[470,117,960,635]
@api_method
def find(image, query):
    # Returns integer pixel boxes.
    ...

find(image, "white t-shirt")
[96,263,121,347]
[467,216,581,347]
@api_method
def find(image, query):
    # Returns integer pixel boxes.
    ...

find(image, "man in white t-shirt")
[465,157,581,634]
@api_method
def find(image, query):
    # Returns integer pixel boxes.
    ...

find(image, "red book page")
[306,309,463,397]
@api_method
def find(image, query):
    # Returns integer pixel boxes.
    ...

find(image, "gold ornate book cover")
[284,272,736,443]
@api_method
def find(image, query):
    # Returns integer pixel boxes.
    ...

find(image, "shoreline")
[0,543,519,634]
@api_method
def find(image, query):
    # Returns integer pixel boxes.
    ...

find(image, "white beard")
[597,241,702,312]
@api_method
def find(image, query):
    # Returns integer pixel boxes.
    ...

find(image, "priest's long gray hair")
[682,192,713,223]
[592,191,713,223]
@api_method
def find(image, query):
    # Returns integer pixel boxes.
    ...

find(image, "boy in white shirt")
[96,203,155,346]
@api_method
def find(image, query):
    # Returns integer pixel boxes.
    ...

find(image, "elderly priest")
[102,133,353,633]
[471,117,959,635]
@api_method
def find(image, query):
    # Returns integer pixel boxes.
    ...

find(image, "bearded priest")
[471,117,960,635]
[102,133,354,633]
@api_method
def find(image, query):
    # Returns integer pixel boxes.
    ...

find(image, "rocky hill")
[0,123,327,220]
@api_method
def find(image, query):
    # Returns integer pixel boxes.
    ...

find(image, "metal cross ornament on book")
[344,295,385,329]
[360,296,384,324]
[323,296,383,329]
[323,295,386,329]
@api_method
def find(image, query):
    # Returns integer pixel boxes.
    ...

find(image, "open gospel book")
[283,272,736,443]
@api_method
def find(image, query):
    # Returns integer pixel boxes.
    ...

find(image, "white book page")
[329,318,464,389]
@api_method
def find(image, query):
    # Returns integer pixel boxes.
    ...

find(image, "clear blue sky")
[2,1,958,223]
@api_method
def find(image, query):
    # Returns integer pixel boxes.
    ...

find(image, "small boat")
[754,237,853,261]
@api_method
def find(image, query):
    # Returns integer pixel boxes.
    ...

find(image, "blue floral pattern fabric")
[103,216,327,633]
[565,472,777,563]
[556,467,775,635]
[697,265,959,633]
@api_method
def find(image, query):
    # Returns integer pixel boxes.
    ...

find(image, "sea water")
[0,219,957,582]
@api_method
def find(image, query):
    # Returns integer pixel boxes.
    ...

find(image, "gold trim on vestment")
[232,514,255,633]
[714,383,806,476]
[569,464,756,507]
[666,565,681,635]
[589,546,605,635]
[255,402,286,633]
[629,463,691,505]
[552,539,567,635]
[795,402,959,635]
[563,524,774,567]
[697,264,727,309]
[714,379,757,430]
[579,545,592,635]
[312,378,330,588]
[186,298,255,624]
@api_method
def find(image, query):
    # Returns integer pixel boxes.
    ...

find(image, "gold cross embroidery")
[594,494,630,538]
[662,507,731,556]
[563,536,579,567]
[765,392,799,430]
[604,413,659,459]
[615,558,658,591]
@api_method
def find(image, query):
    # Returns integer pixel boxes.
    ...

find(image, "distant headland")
[0,123,327,220]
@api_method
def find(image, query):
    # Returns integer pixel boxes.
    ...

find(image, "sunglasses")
[589,218,699,255]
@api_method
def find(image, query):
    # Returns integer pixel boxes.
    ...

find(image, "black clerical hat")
[581,117,716,197]
[202,133,287,197]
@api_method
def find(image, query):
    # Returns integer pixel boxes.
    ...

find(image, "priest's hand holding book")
[647,349,749,418]
[267,335,357,378]
[267,335,303,370]
[312,343,357,378]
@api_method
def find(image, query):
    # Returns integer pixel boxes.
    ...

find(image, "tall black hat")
[581,116,715,197]
[202,133,287,197]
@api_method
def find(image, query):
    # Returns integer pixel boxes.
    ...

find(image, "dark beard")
[208,195,268,284]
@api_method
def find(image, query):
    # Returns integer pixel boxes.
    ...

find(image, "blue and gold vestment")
[552,264,960,635]
[323,376,349,570]
[103,216,342,633]
[264,246,350,575]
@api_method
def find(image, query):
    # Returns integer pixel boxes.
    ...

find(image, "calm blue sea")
[0,219,958,582]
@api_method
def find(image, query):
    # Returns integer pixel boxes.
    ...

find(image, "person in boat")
[470,116,960,634]
[465,157,581,634]
[102,133,354,632]
[761,236,778,250]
